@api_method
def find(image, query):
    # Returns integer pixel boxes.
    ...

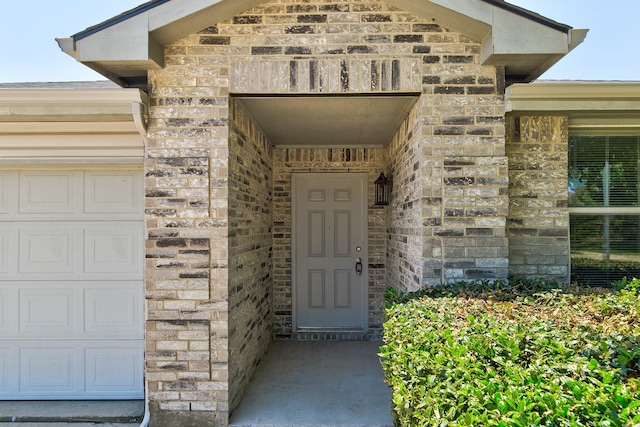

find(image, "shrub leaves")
[380,277,640,426]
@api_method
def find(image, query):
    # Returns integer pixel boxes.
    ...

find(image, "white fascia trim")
[0,89,148,123]
[56,37,78,59]
[568,29,589,52]
[0,121,138,134]
[505,83,640,113]
[0,89,146,105]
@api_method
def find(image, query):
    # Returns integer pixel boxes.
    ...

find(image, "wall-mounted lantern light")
[374,173,391,206]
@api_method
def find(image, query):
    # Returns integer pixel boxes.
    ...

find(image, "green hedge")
[380,278,640,426]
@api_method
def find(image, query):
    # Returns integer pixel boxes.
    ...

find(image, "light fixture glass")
[374,172,390,205]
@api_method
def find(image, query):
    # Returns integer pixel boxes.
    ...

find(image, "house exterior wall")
[506,115,570,281]
[144,60,230,426]
[386,101,423,291]
[143,0,509,424]
[228,98,274,412]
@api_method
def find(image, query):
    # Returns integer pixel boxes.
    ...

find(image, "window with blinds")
[569,135,640,285]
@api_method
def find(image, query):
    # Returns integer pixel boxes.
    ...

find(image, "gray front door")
[293,173,367,331]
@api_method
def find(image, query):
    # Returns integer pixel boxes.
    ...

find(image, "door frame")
[291,172,369,332]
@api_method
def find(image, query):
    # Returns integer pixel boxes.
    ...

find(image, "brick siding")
[228,98,274,412]
[144,0,510,423]
[506,115,570,281]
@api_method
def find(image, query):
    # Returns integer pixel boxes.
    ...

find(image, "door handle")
[355,257,363,275]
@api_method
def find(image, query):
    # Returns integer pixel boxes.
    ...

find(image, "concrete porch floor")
[230,340,393,427]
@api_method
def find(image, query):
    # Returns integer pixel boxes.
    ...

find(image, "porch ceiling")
[235,94,419,148]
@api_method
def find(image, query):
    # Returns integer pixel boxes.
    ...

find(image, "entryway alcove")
[227,93,419,419]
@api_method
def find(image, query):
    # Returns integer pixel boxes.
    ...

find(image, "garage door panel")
[19,172,78,214]
[0,226,15,274]
[86,346,142,393]
[0,231,8,273]
[84,224,141,275]
[0,346,12,394]
[85,286,142,337]
[7,282,142,339]
[0,174,6,214]
[0,231,7,273]
[19,288,76,335]
[85,172,141,214]
[12,223,142,279]
[20,347,78,393]
[0,172,17,215]
[0,289,5,330]
[0,286,17,337]
[2,343,143,399]
[19,226,76,274]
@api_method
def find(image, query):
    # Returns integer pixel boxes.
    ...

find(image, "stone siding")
[228,98,274,412]
[143,0,509,423]
[145,28,231,426]
[506,115,570,282]
[420,69,508,285]
[386,102,422,292]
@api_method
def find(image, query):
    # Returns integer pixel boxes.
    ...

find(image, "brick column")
[144,66,231,425]
[420,66,509,285]
[506,115,570,282]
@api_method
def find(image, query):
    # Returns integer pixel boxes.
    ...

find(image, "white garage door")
[0,168,144,400]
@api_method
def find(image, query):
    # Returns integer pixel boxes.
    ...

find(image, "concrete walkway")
[230,340,394,427]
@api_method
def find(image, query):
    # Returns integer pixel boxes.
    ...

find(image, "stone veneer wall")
[421,70,509,285]
[386,102,422,292]
[145,23,231,427]
[143,0,510,423]
[506,115,570,282]
[144,141,229,424]
[272,148,387,339]
[228,98,274,412]
[420,75,509,284]
[434,153,510,283]
[386,88,508,291]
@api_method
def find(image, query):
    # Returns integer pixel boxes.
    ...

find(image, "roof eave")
[59,0,587,90]
[506,82,640,111]
[505,82,640,128]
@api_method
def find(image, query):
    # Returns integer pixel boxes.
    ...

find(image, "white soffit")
[235,94,419,148]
